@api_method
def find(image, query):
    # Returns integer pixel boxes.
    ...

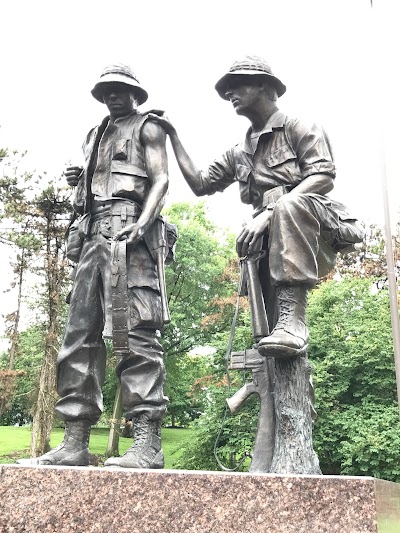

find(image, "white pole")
[381,155,400,416]
[372,0,400,416]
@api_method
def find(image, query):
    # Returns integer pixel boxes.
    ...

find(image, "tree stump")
[270,355,321,475]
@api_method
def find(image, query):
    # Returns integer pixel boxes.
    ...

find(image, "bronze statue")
[19,63,170,468]
[150,56,363,473]
[150,55,362,358]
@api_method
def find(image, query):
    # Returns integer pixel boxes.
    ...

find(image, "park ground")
[0,426,194,468]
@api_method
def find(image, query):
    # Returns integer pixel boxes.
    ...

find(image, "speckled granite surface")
[0,465,399,532]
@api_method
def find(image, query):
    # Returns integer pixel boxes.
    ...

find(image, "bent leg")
[260,193,338,357]
[268,193,338,287]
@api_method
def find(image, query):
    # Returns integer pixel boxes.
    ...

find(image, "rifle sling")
[111,239,129,357]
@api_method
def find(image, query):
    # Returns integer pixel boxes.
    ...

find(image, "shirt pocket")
[110,160,149,203]
[265,143,297,168]
[235,164,252,183]
[113,138,130,161]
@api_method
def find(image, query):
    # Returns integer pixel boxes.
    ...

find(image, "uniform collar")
[243,110,286,154]
[110,110,138,124]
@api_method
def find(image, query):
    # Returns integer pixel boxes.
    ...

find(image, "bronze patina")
[18,63,170,468]
[149,55,363,473]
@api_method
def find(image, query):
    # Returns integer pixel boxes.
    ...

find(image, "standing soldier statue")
[150,56,364,473]
[19,63,170,468]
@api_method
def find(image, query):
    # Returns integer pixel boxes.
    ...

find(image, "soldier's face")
[102,83,136,118]
[224,77,264,115]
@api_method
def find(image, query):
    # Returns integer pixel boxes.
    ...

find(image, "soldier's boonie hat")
[215,56,286,100]
[91,63,148,105]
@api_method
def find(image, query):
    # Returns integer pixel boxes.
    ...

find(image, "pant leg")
[268,193,340,288]
[115,239,167,421]
[55,236,107,422]
[117,330,167,421]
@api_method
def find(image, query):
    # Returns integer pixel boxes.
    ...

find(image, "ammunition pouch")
[65,212,91,263]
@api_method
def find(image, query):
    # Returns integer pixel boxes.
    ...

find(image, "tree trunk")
[106,385,123,457]
[30,218,65,457]
[8,250,24,370]
[270,356,321,475]
[30,328,58,456]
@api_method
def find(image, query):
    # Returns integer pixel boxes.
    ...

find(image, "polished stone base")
[1,465,399,532]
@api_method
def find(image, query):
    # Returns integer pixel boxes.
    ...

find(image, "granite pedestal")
[1,465,399,532]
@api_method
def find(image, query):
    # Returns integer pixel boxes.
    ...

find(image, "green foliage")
[308,278,399,480]
[160,201,238,425]
[0,151,72,455]
[164,352,214,427]
[173,311,256,470]
[0,325,45,425]
[163,201,237,358]
[339,403,400,480]
[177,276,400,482]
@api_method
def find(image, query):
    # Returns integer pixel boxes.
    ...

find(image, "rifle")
[226,248,276,473]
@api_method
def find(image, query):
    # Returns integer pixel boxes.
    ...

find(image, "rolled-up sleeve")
[199,148,236,195]
[288,118,336,179]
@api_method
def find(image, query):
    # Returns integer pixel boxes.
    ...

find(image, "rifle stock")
[227,348,275,472]
[227,382,257,415]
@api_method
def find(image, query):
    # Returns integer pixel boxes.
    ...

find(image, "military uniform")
[56,111,167,425]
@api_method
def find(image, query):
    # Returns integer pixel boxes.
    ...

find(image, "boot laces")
[133,415,150,447]
[276,295,294,329]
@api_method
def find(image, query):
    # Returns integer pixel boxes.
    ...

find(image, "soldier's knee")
[274,192,308,213]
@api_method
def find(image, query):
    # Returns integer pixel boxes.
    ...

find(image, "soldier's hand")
[147,111,176,136]
[65,166,84,187]
[113,223,144,248]
[236,210,272,257]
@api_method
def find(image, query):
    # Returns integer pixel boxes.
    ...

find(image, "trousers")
[257,192,363,328]
[55,209,167,423]
[267,192,363,288]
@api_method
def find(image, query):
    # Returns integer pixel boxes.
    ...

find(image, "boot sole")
[105,451,164,469]
[17,451,89,467]
[258,343,308,358]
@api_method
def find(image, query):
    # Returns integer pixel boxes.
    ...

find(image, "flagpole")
[381,153,400,416]
[373,0,400,415]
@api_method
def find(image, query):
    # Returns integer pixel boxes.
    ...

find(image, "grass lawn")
[0,426,194,469]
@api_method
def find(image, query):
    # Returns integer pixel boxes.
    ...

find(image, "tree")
[0,151,71,454]
[308,277,399,480]
[28,182,71,456]
[175,274,400,481]
[0,324,45,425]
[162,201,238,426]
[173,311,257,471]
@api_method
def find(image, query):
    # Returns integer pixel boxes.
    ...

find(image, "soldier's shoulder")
[283,114,330,140]
[140,118,166,144]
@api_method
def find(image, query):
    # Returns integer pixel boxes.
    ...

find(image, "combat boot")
[16,419,91,466]
[258,285,309,358]
[104,414,164,469]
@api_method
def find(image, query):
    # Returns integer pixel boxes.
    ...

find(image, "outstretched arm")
[114,121,168,246]
[147,113,205,196]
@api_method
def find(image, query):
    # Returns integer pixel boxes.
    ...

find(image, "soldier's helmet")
[215,55,286,100]
[91,63,148,105]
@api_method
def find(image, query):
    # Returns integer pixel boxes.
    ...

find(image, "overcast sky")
[0,0,399,332]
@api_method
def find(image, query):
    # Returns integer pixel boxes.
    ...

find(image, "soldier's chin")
[232,103,245,115]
